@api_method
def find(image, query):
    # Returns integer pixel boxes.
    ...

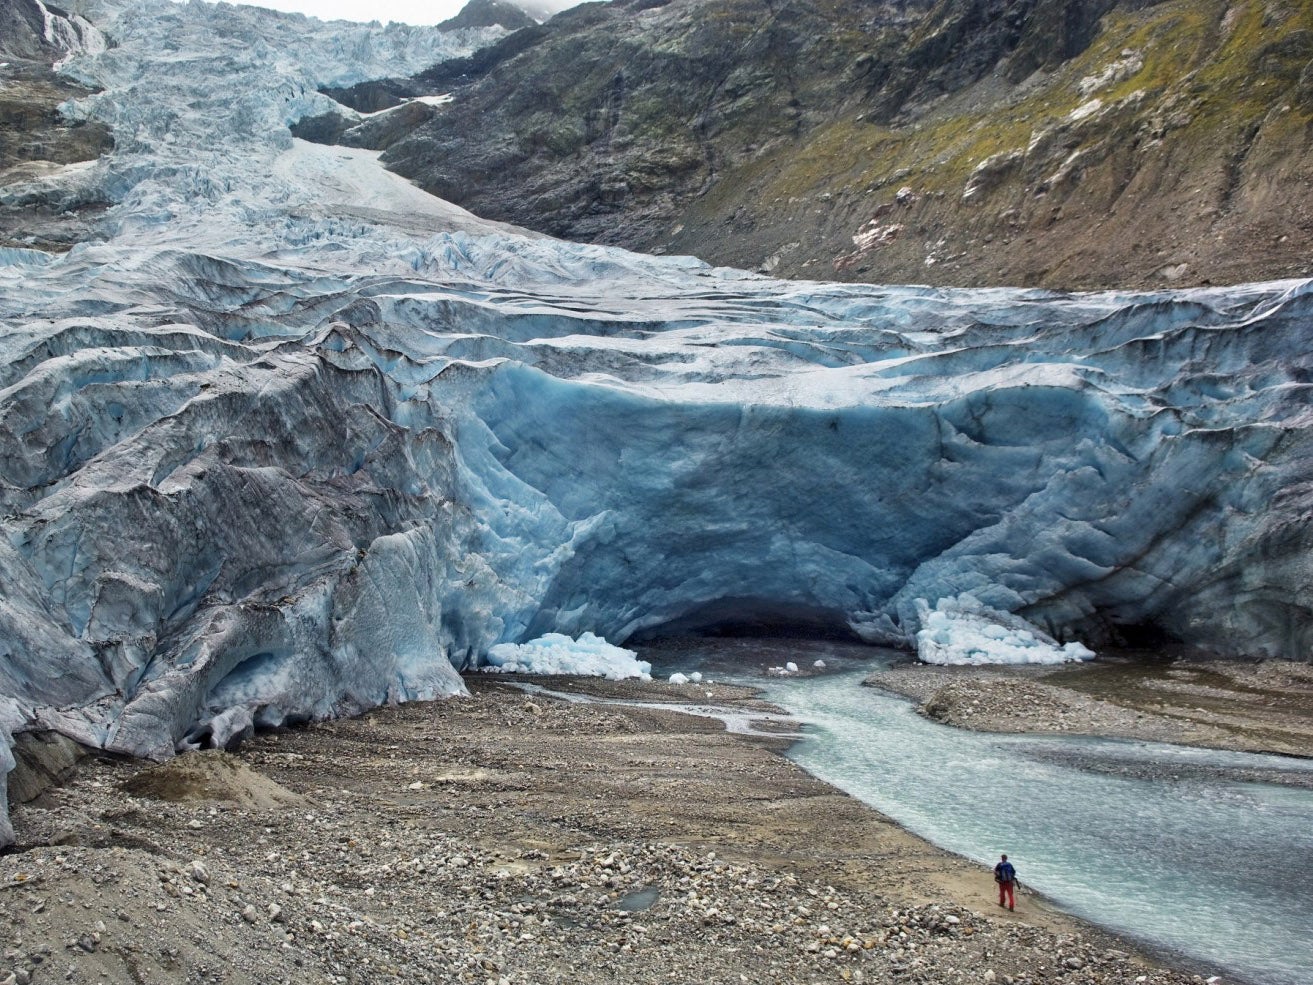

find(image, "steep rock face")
[369,0,1313,290]
[0,64,112,177]
[380,0,923,248]
[0,0,105,61]
[0,0,114,251]
[438,0,537,32]
[679,0,1313,289]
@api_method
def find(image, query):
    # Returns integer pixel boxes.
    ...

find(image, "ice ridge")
[1,0,1312,841]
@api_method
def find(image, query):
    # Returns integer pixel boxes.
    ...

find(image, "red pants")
[998,880,1015,909]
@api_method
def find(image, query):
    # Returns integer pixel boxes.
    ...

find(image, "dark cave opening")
[630,597,865,643]
[1104,620,1184,651]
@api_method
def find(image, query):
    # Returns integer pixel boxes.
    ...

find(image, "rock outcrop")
[0,0,114,252]
[437,0,537,32]
[0,0,104,62]
[334,0,1313,290]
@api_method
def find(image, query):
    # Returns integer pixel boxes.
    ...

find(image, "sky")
[233,0,574,25]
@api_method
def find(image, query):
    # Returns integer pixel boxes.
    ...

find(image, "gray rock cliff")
[318,0,1313,291]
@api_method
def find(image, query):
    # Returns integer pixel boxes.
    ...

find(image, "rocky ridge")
[0,0,114,252]
[322,0,1313,290]
[438,0,537,33]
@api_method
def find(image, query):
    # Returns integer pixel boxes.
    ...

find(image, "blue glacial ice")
[2,0,1313,841]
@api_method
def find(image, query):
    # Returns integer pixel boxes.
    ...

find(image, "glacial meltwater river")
[642,640,1313,985]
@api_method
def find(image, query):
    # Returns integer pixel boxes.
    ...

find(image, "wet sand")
[876,656,1313,759]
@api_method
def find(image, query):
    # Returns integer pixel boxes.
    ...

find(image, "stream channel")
[639,639,1313,985]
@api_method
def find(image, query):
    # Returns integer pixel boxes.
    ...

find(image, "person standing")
[994,853,1018,910]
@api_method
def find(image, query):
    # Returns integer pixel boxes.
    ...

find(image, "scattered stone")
[0,675,1213,985]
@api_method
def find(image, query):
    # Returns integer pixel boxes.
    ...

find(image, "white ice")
[484,633,652,680]
[914,596,1096,666]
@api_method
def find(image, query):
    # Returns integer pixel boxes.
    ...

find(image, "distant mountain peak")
[438,0,538,32]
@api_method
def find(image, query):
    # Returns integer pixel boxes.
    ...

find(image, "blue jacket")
[995,861,1016,883]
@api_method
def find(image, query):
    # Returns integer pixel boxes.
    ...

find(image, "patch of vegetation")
[741,0,1313,211]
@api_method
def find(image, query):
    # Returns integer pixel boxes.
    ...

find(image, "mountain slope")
[437,0,537,31]
[366,0,1313,289]
[0,0,114,251]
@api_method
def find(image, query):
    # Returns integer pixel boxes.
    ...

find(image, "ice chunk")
[483,633,652,681]
[915,596,1095,666]
[669,672,689,685]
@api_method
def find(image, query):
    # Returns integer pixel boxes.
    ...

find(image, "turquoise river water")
[642,640,1313,985]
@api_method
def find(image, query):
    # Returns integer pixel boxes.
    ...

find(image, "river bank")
[1,673,1205,985]
[874,656,1313,760]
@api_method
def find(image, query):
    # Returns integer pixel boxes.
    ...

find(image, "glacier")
[1,0,1313,842]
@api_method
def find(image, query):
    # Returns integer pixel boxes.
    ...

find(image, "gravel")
[1,678,1213,985]
[872,658,1313,758]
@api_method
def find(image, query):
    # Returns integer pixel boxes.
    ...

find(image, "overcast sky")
[236,0,573,25]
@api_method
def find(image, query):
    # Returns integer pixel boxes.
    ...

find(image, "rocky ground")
[1,675,1211,985]
[0,59,113,253]
[1,0,115,253]
[875,657,1313,759]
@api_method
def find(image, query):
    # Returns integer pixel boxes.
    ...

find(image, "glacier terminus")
[1,0,1312,843]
